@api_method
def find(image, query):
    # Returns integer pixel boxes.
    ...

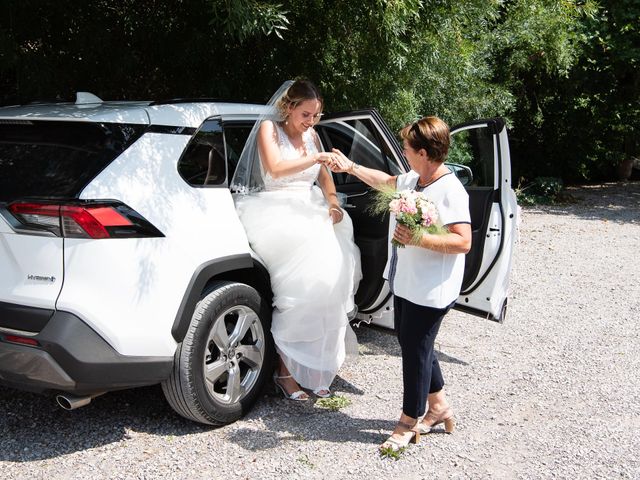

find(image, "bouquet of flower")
[370,186,446,248]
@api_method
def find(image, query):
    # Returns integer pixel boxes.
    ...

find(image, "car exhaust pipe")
[56,393,103,410]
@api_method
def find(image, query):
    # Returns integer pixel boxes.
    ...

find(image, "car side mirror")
[456,165,473,186]
[446,163,474,186]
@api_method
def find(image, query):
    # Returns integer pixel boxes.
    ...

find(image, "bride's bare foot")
[313,388,331,398]
[278,375,304,394]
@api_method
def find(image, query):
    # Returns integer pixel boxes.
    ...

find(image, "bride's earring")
[285,114,289,126]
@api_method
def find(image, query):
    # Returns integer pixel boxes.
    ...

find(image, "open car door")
[448,119,519,322]
[317,113,518,327]
[316,110,406,320]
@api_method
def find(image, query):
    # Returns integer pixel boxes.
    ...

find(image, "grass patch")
[297,455,315,469]
[379,445,406,460]
[315,394,351,411]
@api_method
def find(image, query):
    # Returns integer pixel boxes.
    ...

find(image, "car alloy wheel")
[203,304,265,405]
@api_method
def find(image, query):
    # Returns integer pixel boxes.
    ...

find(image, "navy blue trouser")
[394,295,453,419]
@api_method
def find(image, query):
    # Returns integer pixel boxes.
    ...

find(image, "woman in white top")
[330,116,471,451]
[232,80,361,400]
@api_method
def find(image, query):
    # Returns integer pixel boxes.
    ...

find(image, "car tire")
[497,298,508,323]
[162,281,273,425]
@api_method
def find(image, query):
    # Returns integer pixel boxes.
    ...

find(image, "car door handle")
[346,190,370,199]
[343,203,356,209]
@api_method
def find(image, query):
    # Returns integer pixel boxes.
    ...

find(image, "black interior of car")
[316,119,397,311]
[461,187,496,292]
[335,183,390,311]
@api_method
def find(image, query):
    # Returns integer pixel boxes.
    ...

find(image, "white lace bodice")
[262,124,321,191]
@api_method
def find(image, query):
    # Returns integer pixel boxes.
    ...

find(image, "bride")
[231,79,362,400]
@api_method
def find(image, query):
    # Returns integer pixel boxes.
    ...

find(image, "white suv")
[0,93,519,425]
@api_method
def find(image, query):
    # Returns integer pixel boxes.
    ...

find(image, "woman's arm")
[394,222,472,254]
[331,148,396,190]
[257,121,332,178]
[309,129,343,224]
[317,166,343,224]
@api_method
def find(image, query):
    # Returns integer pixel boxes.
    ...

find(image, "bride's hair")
[275,80,323,120]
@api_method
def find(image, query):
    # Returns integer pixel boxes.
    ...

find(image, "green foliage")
[506,0,639,182]
[516,176,564,205]
[208,0,290,41]
[367,184,397,217]
[0,0,637,183]
[447,138,474,166]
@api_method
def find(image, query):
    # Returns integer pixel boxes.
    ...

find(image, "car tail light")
[3,334,40,347]
[5,201,164,239]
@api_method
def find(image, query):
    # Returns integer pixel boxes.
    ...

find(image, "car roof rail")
[25,97,70,105]
[148,97,243,106]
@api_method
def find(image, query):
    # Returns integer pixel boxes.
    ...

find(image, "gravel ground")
[1,182,639,480]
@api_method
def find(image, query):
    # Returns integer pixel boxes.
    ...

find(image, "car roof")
[0,100,269,128]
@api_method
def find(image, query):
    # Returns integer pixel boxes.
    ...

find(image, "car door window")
[448,126,496,188]
[318,118,403,185]
[223,123,255,183]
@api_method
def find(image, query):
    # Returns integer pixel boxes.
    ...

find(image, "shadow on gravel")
[353,324,400,357]
[436,350,469,366]
[227,407,397,448]
[226,407,452,450]
[527,182,640,225]
[0,328,470,461]
[354,322,469,366]
[229,381,457,450]
[0,384,207,461]
[332,375,365,395]
[227,412,395,451]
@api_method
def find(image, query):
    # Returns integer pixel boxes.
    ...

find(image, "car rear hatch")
[0,113,147,334]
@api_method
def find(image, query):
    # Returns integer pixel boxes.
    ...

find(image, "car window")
[0,120,145,202]
[448,126,495,188]
[223,123,255,182]
[318,118,403,186]
[177,118,226,186]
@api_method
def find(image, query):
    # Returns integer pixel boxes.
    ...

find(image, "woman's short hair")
[276,80,323,120]
[399,116,450,163]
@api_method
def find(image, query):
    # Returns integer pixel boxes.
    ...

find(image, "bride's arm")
[317,166,344,224]
[310,129,344,224]
[257,121,331,178]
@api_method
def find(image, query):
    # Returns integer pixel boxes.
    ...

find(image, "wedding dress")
[234,123,362,391]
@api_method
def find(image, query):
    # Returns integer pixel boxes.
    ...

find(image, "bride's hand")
[328,149,352,173]
[315,152,334,165]
[329,206,344,224]
[316,151,344,168]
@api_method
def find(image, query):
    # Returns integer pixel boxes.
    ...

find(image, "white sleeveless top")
[262,124,321,192]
